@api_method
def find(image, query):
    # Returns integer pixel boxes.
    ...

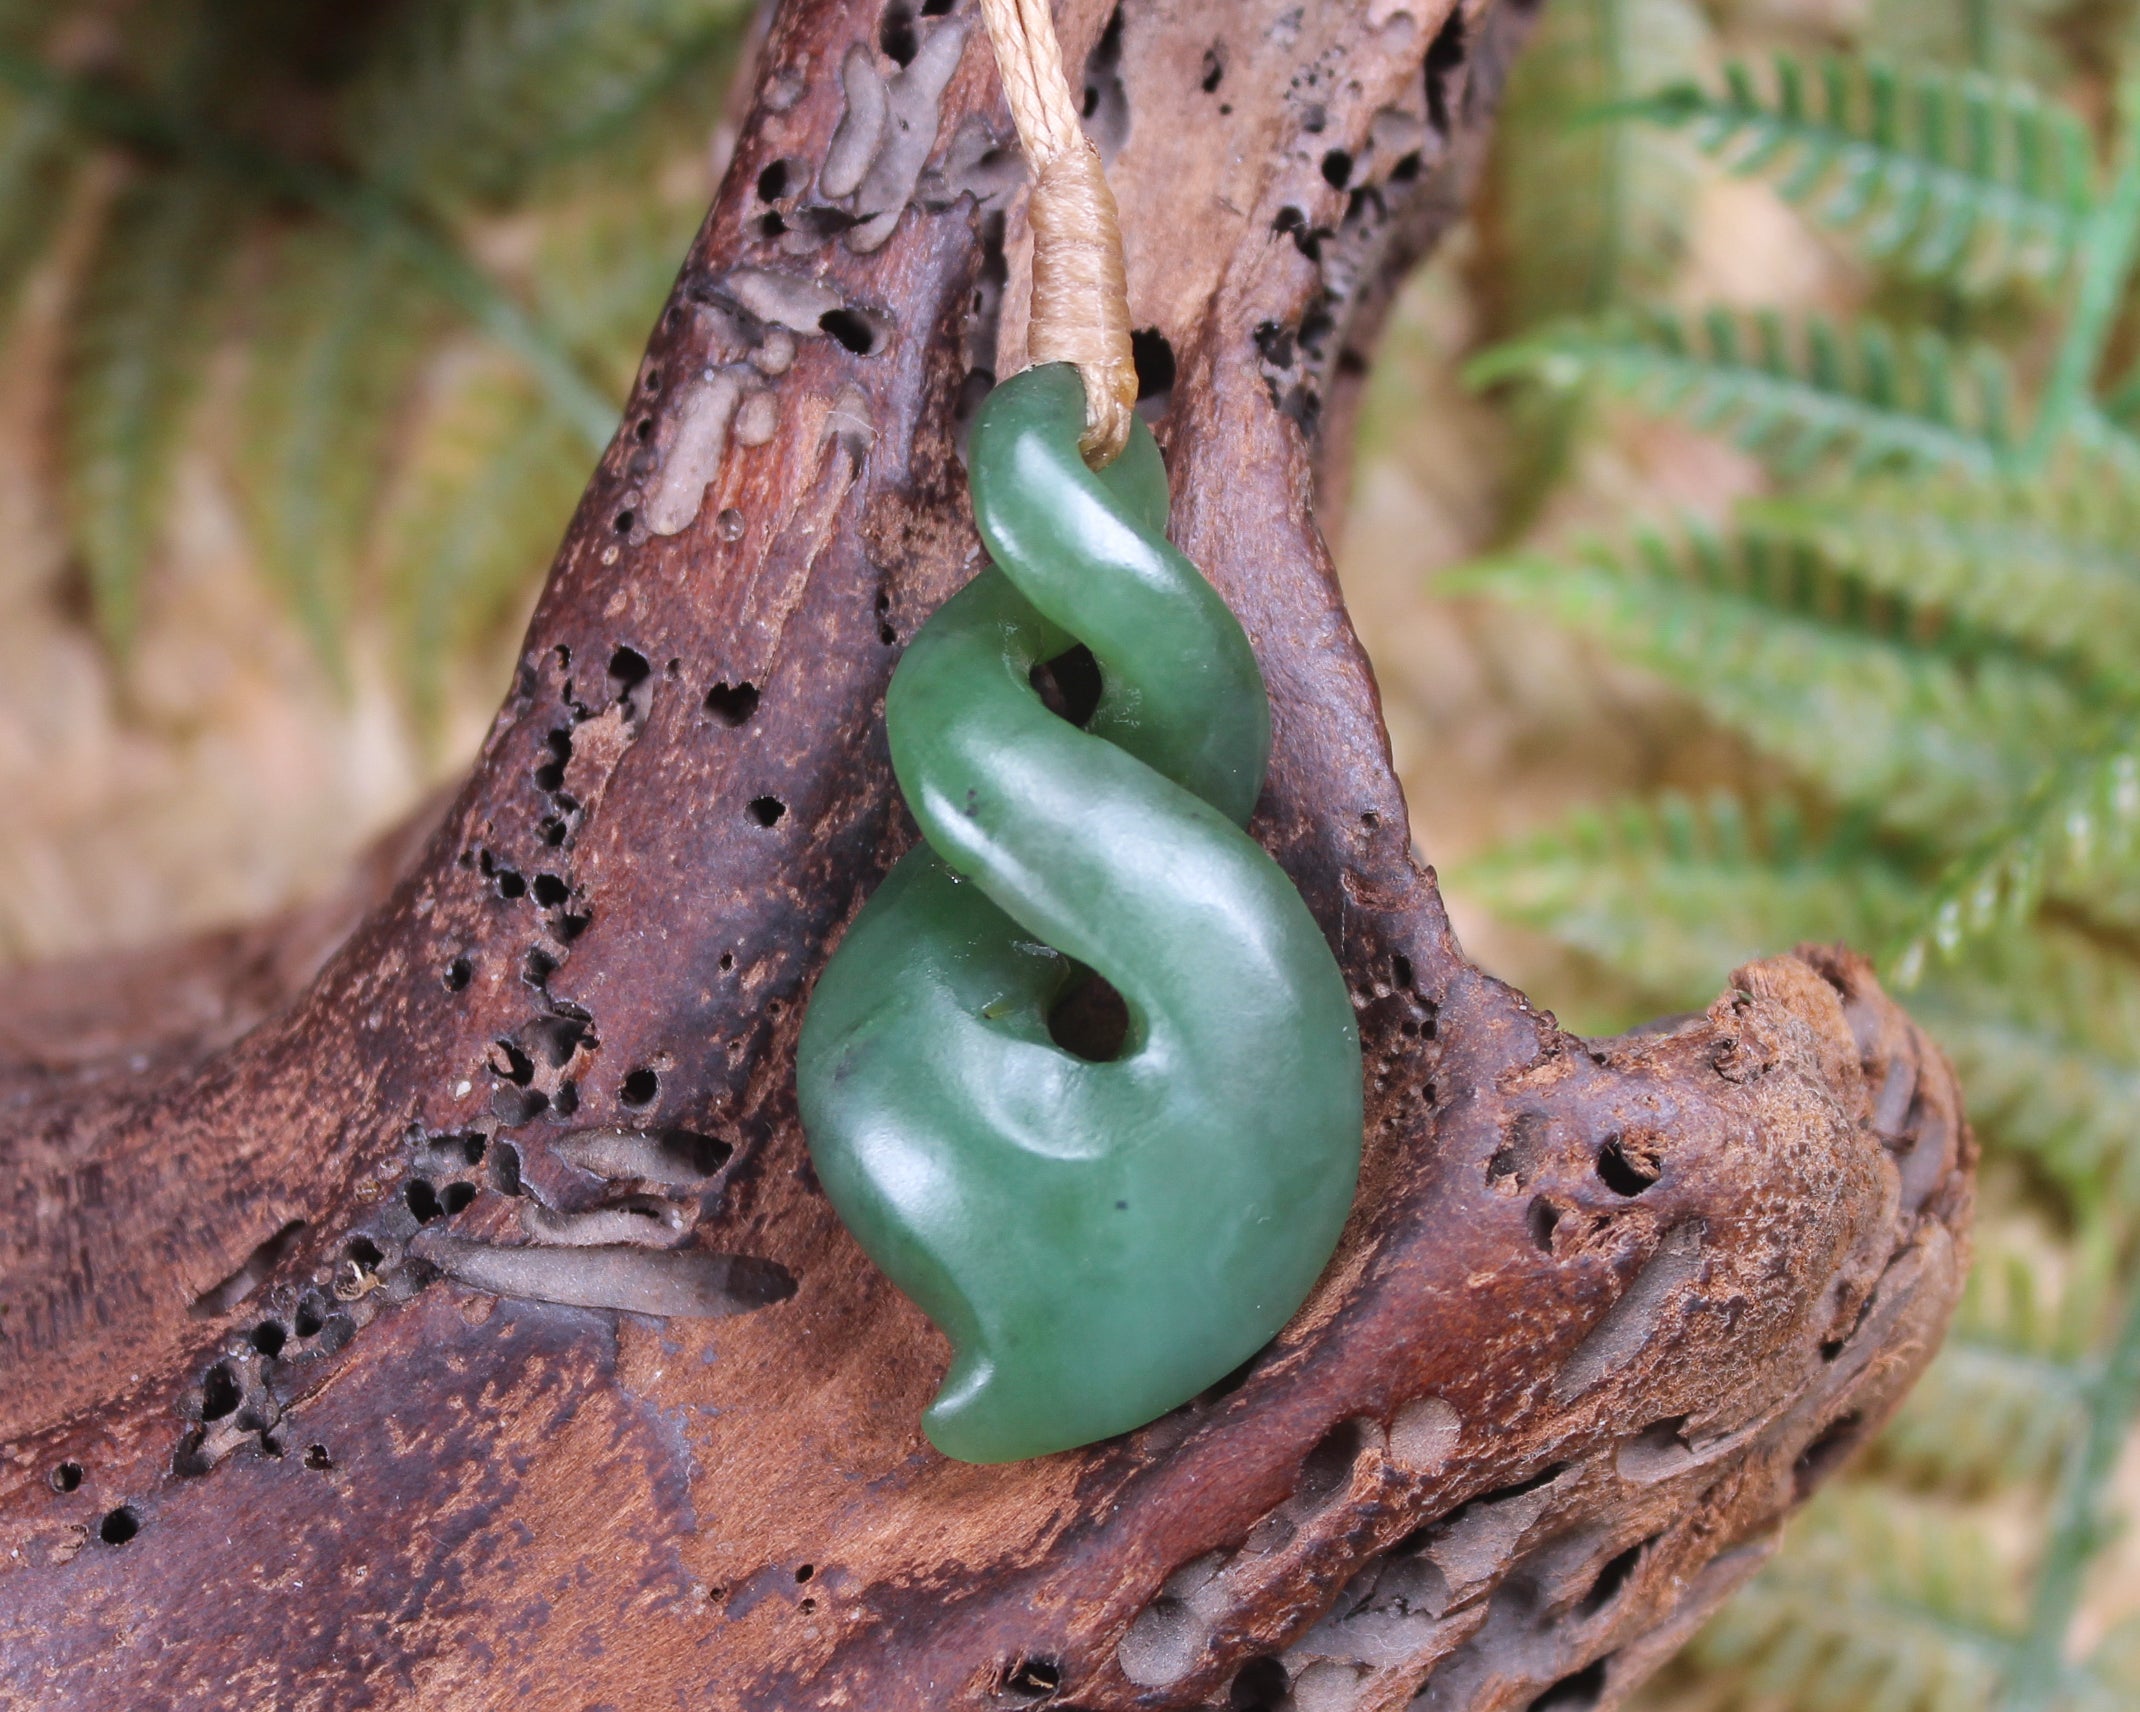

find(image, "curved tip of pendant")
[921,1355,1030,1465]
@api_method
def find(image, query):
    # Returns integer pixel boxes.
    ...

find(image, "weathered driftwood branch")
[0,1,1972,1708]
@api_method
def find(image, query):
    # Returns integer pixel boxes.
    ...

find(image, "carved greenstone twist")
[797,364,1363,1464]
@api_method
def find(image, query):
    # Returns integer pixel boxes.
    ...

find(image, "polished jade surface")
[796,364,1362,1464]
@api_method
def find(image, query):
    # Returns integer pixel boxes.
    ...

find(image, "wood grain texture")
[0,2,1974,1708]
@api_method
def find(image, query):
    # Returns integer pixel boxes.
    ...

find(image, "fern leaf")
[238,228,438,674]
[382,349,586,732]
[1891,728,2140,984]
[1486,0,1709,329]
[1450,530,2090,842]
[1627,56,2096,288]
[62,172,239,652]
[1467,308,2017,476]
[1878,1225,2112,1491]
[1691,1489,2021,1712]
[1746,475,2140,692]
[345,0,749,210]
[0,93,77,327]
[1453,792,1916,1011]
[1909,927,2140,1215]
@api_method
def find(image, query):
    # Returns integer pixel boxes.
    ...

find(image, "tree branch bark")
[0,2,1972,1708]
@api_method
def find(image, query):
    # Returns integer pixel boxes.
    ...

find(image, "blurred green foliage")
[0,0,749,724]
[1452,2,2140,1706]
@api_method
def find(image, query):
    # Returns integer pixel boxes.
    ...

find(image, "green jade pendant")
[796,364,1362,1464]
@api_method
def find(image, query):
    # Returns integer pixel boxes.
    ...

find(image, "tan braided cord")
[977,0,1138,467]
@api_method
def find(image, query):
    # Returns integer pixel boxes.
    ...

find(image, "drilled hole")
[201,1364,240,1421]
[1578,1540,1647,1617]
[1794,1411,1866,1499]
[406,1179,443,1222]
[756,159,790,201]
[1296,1419,1367,1506]
[1529,1657,1608,1711]
[443,956,472,992]
[443,1182,478,1215]
[748,795,787,827]
[1320,148,1353,188]
[1131,327,1176,405]
[495,1041,535,1085]
[818,308,877,353]
[1200,48,1224,92]
[1230,1657,1287,1710]
[795,1562,815,1582]
[50,1462,82,1494]
[1029,644,1103,727]
[249,1322,287,1359]
[663,1130,735,1175]
[526,1015,588,1067]
[1424,7,1467,135]
[99,1507,139,1546]
[532,873,570,908]
[608,645,650,695]
[1478,1462,1568,1504]
[304,1444,333,1471]
[1049,970,1129,1062]
[347,1236,384,1270]
[495,869,526,901]
[621,1068,661,1108]
[1003,1656,1063,1699]
[293,1295,326,1339]
[705,681,760,726]
[1596,1134,1660,1196]
[612,509,636,536]
[189,1218,309,1319]
[1527,1197,1561,1252]
[879,0,917,64]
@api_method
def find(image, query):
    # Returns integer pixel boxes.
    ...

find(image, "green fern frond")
[1692,1489,2021,1712]
[0,93,77,327]
[1452,530,2089,841]
[1627,55,2096,288]
[382,349,586,731]
[1746,475,2140,691]
[1910,928,2140,1214]
[238,228,438,673]
[1454,792,1915,1008]
[1893,729,2140,983]
[63,171,240,652]
[1467,308,2017,476]
[1487,0,1710,329]
[1879,1227,2113,1491]
[346,0,749,211]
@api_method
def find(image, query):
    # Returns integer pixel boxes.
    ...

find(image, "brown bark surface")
[0,2,1973,1708]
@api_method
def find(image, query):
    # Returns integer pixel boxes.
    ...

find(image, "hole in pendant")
[1029,644,1102,728]
[1049,969,1130,1062]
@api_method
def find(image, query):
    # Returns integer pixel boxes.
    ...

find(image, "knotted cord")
[977,0,1137,467]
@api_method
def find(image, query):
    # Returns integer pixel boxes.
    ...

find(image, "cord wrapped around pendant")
[795,2,1363,1464]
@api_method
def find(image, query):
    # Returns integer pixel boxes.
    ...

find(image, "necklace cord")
[977,0,1137,467]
